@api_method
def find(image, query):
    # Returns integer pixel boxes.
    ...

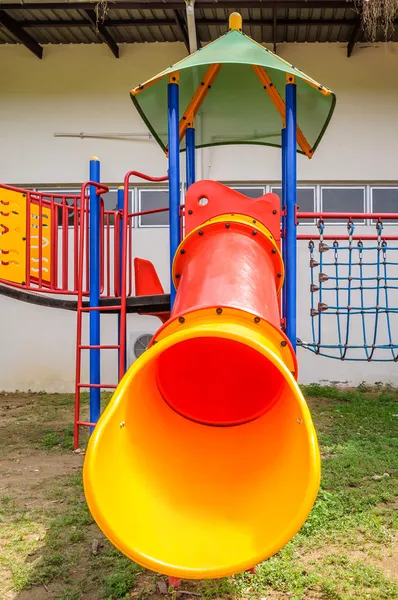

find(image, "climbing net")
[299,217,398,361]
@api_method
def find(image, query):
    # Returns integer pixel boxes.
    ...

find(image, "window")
[321,187,365,223]
[371,187,398,223]
[231,187,266,198]
[101,190,119,226]
[138,189,169,227]
[271,186,316,223]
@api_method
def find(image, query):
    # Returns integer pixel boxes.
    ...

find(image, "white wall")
[1,41,398,390]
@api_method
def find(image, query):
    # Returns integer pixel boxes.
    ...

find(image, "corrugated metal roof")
[0,2,396,52]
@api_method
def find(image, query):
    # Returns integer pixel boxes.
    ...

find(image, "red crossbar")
[298,234,398,241]
[77,383,117,389]
[78,344,120,350]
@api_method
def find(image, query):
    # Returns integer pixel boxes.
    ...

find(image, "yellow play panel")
[0,188,27,284]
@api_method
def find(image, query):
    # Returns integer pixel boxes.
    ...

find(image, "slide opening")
[156,336,285,426]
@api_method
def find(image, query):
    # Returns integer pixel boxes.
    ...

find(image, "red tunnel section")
[154,182,294,428]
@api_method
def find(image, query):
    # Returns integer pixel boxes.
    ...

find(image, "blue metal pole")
[167,78,181,306]
[89,157,101,430]
[117,186,126,376]
[285,82,297,352]
[281,127,287,329]
[186,126,196,189]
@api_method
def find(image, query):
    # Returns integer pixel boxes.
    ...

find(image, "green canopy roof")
[130,25,336,157]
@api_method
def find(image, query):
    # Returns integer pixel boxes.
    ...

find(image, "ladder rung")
[77,421,97,427]
[80,305,122,312]
[78,383,117,389]
[78,344,120,350]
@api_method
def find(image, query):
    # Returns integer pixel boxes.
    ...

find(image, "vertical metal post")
[281,127,287,327]
[117,186,127,376]
[186,126,196,189]
[89,157,101,429]
[168,74,181,306]
[285,81,297,352]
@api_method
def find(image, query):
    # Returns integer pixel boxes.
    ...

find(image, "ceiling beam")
[0,2,357,11]
[0,9,43,58]
[272,8,277,53]
[18,18,366,29]
[347,18,362,57]
[172,9,190,52]
[85,9,119,57]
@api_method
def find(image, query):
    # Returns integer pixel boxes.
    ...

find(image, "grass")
[0,385,397,599]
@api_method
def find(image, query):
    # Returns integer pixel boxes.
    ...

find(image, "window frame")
[370,185,398,225]
[320,185,366,225]
[137,187,170,229]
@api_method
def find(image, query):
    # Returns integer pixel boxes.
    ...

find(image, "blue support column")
[167,78,181,306]
[117,186,127,377]
[281,127,287,328]
[285,82,297,352]
[186,126,196,189]
[89,157,101,429]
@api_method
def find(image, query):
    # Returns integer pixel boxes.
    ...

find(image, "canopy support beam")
[252,65,313,158]
[175,63,222,144]
[168,73,181,306]
[284,79,298,352]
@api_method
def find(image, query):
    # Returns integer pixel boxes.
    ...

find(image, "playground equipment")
[1,10,398,584]
[84,13,329,579]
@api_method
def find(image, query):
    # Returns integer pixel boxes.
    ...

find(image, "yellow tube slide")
[83,318,320,579]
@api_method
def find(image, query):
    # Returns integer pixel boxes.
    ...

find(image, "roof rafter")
[172,9,190,52]
[0,1,357,10]
[347,18,362,57]
[17,18,366,29]
[85,8,119,57]
[0,9,43,58]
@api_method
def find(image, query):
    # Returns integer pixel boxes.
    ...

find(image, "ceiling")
[0,1,396,60]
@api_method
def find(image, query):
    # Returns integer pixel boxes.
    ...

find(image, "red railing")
[296,211,398,241]
[0,176,172,303]
[117,170,169,377]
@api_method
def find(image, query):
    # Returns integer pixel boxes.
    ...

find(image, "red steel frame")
[4,177,398,447]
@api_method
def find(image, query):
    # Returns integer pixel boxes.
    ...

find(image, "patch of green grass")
[317,554,398,599]
[102,558,142,599]
[42,425,75,451]
[1,386,397,600]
